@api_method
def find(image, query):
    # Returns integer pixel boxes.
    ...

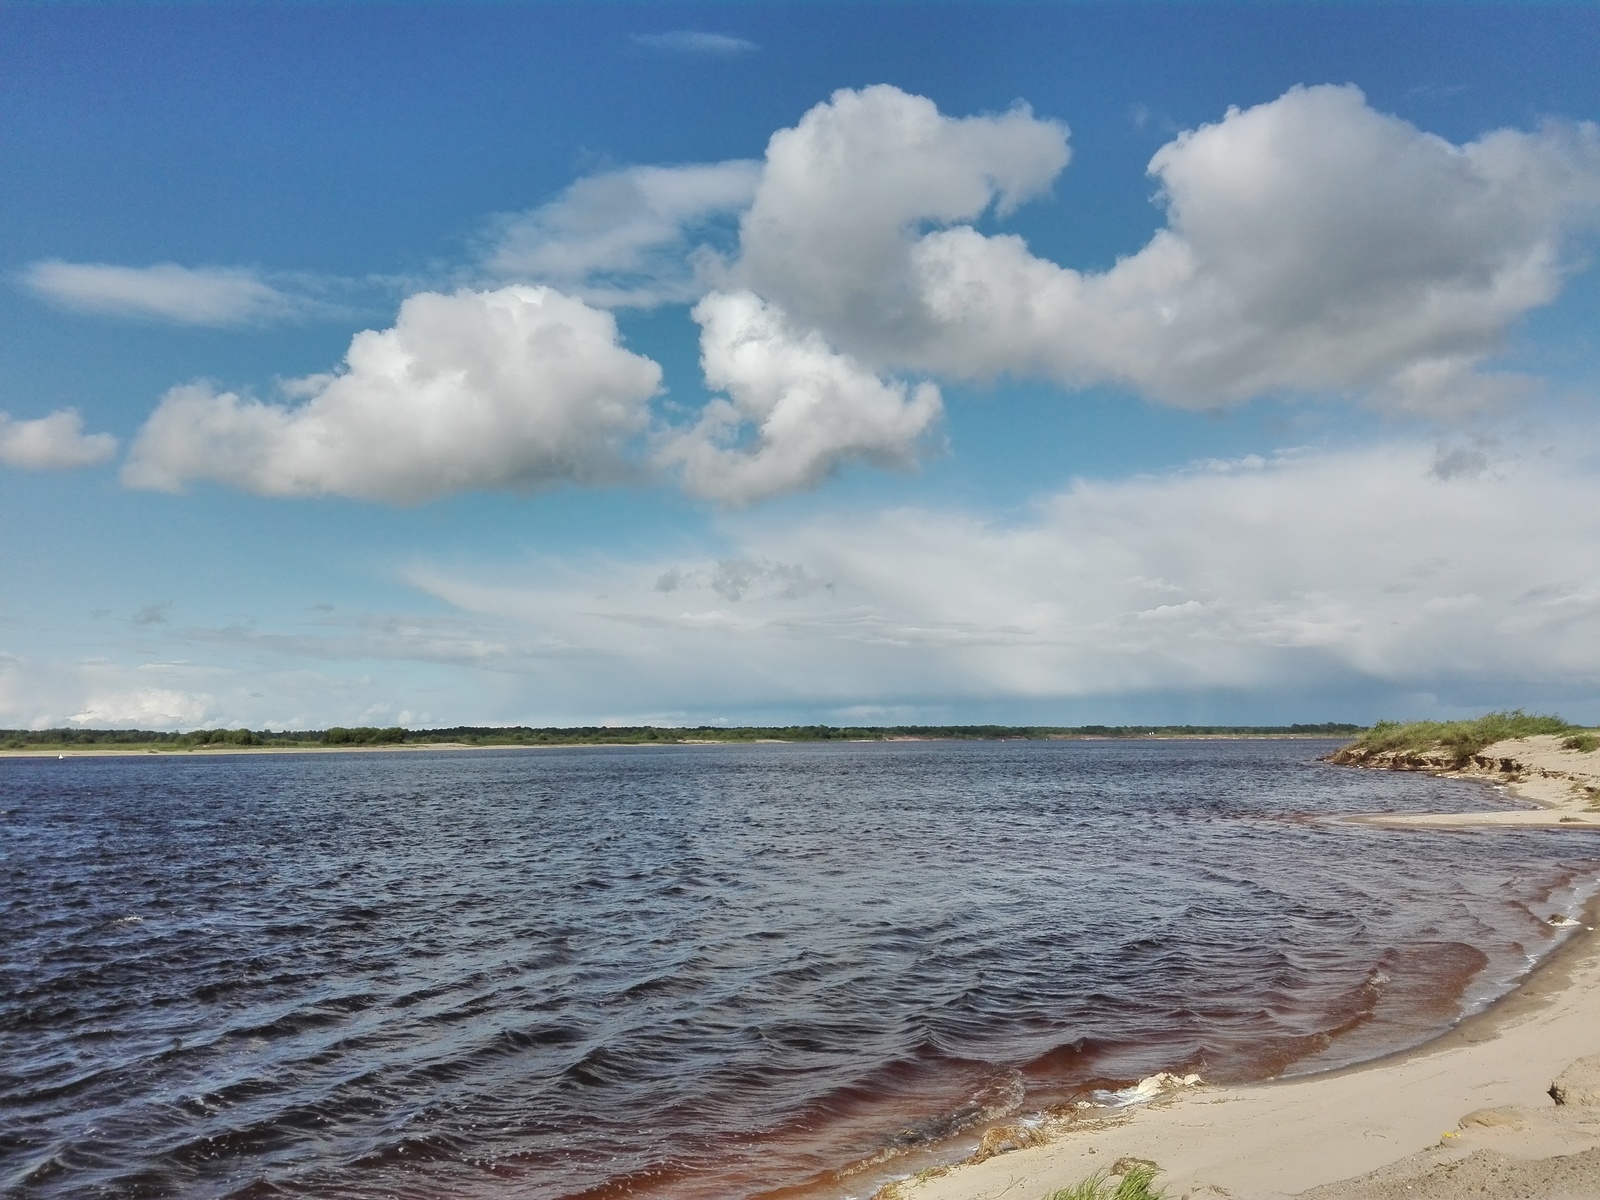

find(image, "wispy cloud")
[20,260,347,327]
[188,612,523,670]
[632,31,758,56]
[481,161,759,307]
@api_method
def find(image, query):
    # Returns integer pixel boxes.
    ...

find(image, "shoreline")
[876,748,1600,1200]
[883,898,1600,1200]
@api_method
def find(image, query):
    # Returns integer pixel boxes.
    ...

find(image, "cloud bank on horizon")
[24,83,1600,506]
[11,431,1600,730]
[409,437,1600,709]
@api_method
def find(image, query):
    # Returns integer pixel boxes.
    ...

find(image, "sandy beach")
[1335,733,1600,831]
[879,736,1600,1200]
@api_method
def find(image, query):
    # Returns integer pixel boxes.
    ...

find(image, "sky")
[4,2,1600,731]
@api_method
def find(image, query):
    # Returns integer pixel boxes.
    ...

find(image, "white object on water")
[1090,1071,1204,1108]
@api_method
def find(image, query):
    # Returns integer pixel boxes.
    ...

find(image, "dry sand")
[881,737,1600,1200]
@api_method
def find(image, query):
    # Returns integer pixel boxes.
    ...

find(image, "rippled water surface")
[5,740,1600,1199]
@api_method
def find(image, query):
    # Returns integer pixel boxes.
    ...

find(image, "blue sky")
[4,3,1600,730]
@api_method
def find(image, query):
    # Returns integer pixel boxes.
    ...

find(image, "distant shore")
[884,893,1600,1200]
[0,731,1355,759]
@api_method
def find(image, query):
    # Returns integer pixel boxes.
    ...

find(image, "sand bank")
[884,905,1600,1200]
[1335,733,1600,831]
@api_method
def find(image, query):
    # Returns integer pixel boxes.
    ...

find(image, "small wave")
[10,739,1600,1200]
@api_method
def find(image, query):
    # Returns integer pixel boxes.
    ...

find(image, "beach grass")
[1563,732,1600,753]
[1048,1163,1165,1200]
[1344,710,1576,767]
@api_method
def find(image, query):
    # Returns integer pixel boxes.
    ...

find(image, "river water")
[4,739,1598,1199]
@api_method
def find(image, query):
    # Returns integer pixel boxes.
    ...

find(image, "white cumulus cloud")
[483,162,760,307]
[0,408,117,469]
[21,260,313,326]
[656,290,943,503]
[738,84,1600,414]
[739,84,1071,351]
[121,285,662,503]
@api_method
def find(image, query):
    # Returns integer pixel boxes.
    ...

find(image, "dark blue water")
[4,740,1598,1200]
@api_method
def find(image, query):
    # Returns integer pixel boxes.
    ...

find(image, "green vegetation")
[1343,710,1576,767]
[1049,1163,1165,1200]
[0,722,1363,753]
[1562,732,1600,753]
[322,726,406,745]
[0,727,299,750]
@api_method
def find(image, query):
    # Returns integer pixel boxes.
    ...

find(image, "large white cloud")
[738,85,1071,352]
[0,408,117,469]
[655,290,943,503]
[483,162,760,306]
[738,84,1600,413]
[405,431,1600,717]
[21,261,316,326]
[121,285,662,502]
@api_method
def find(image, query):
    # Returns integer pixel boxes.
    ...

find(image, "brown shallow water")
[3,739,1597,1199]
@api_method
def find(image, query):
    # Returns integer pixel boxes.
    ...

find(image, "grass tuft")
[1342,711,1574,767]
[1562,732,1599,753]
[1048,1163,1166,1200]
